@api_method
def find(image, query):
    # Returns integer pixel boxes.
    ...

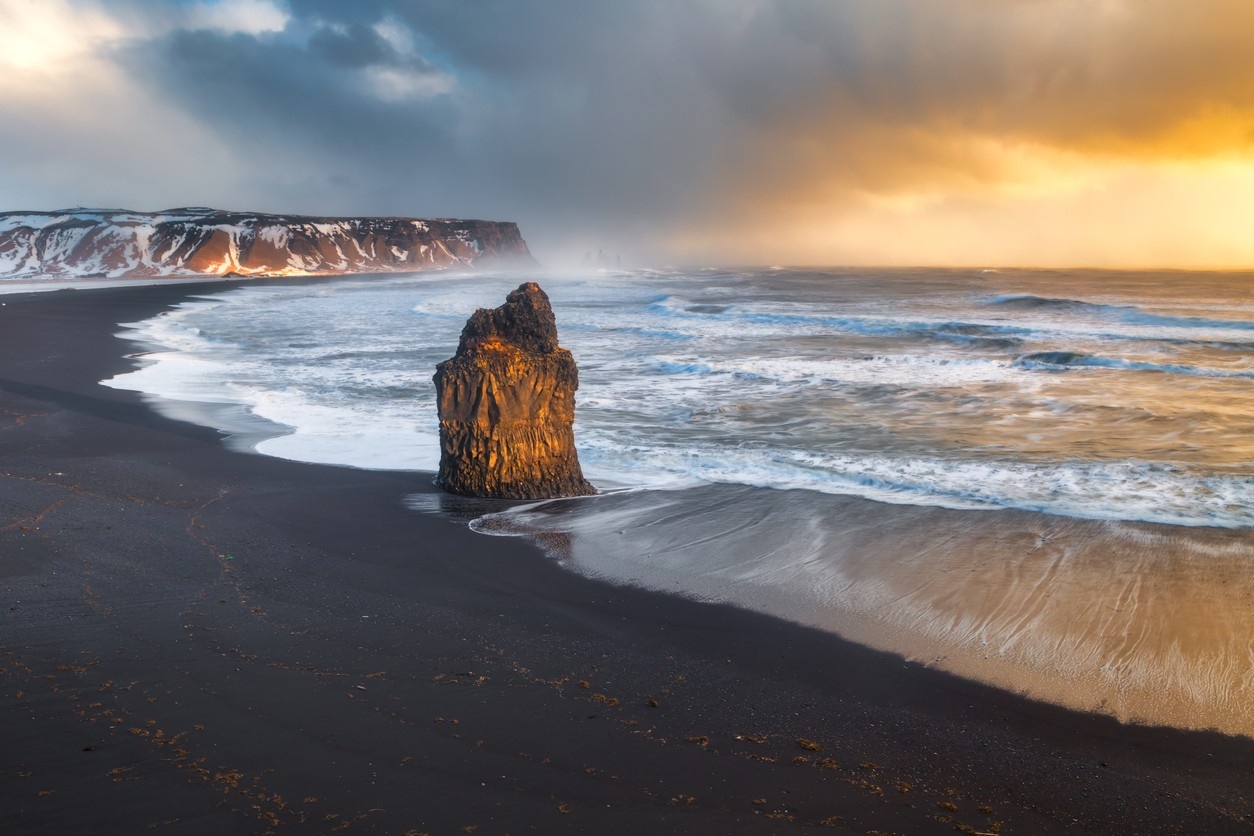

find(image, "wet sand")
[1,281,1252,834]
[488,485,1254,738]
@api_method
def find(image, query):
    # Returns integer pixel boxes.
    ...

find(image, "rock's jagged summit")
[434,283,596,500]
[0,208,534,280]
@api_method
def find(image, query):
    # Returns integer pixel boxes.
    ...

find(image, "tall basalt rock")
[434,282,596,499]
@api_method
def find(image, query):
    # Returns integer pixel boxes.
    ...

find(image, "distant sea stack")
[0,208,535,279]
[434,282,596,500]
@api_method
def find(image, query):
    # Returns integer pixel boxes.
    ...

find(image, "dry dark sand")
[0,281,1251,835]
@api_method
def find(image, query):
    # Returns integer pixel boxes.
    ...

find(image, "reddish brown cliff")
[0,208,535,279]
[434,283,596,499]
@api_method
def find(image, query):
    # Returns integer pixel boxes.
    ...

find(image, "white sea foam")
[658,353,1030,387]
[573,435,1254,528]
[102,268,1254,529]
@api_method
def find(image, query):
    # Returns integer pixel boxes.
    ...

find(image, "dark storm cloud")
[307,24,395,68]
[116,0,734,252]
[285,0,393,24]
[120,15,459,209]
[8,0,1254,263]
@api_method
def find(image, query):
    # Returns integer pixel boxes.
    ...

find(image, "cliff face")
[434,282,596,500]
[0,208,534,279]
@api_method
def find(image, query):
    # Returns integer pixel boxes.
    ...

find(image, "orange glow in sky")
[663,0,1254,267]
[4,0,1254,267]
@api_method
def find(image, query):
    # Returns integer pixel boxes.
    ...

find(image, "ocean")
[101,266,1254,736]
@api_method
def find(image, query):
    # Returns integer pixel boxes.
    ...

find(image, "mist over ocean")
[105,267,1254,735]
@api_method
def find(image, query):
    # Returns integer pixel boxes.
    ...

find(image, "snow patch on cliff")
[0,208,532,280]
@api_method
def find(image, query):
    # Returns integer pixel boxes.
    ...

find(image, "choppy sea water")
[103,267,1254,735]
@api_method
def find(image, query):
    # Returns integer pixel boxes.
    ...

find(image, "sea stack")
[433,282,596,499]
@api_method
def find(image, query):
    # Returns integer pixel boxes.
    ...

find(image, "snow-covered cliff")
[0,208,535,279]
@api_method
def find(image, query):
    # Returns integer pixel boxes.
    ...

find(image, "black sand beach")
[1,282,1251,835]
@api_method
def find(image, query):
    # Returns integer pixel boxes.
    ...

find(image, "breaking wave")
[989,294,1254,332]
[1014,351,1254,379]
[104,268,1254,530]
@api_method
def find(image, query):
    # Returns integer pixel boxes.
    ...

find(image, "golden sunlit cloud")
[0,0,121,74]
[0,0,287,79]
[675,157,1254,268]
[671,0,1254,267]
[0,0,268,210]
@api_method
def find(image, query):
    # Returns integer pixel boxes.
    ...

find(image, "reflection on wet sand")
[475,485,1254,738]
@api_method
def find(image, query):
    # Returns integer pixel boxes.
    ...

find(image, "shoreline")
[1,279,1251,833]
[487,484,1254,739]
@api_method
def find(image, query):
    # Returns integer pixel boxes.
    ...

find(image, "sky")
[3,0,1254,267]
